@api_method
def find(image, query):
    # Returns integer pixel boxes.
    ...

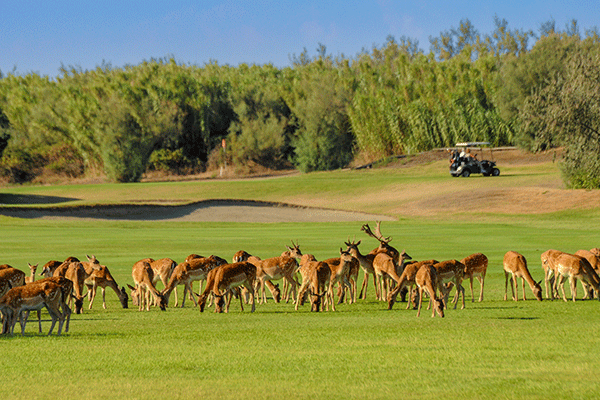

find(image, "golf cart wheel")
[491,168,500,176]
[461,169,471,177]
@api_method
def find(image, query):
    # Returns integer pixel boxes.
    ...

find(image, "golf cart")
[449,142,500,177]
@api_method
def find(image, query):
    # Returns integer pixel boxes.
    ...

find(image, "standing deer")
[504,251,543,301]
[461,253,488,302]
[415,264,445,318]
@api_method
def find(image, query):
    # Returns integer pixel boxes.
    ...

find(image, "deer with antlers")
[360,222,405,300]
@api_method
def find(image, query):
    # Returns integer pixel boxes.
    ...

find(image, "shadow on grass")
[0,193,78,205]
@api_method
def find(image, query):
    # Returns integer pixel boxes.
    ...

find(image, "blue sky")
[2,0,598,78]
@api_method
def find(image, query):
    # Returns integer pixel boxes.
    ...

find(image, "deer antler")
[361,221,392,244]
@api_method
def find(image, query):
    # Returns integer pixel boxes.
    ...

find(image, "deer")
[85,265,129,309]
[540,249,564,300]
[25,263,38,284]
[432,260,466,310]
[0,279,69,336]
[128,261,166,311]
[295,254,331,311]
[461,253,488,302]
[358,222,400,299]
[253,241,302,304]
[318,249,356,311]
[52,261,87,314]
[503,251,543,301]
[387,259,439,310]
[160,255,227,307]
[554,252,600,302]
[20,276,74,335]
[414,264,445,318]
[132,258,177,298]
[231,250,281,303]
[39,260,66,278]
[0,266,26,289]
[372,249,412,301]
[197,261,257,313]
[574,249,600,299]
[344,240,380,300]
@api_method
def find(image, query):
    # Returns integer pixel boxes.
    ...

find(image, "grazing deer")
[231,250,280,303]
[0,279,68,336]
[198,262,257,313]
[25,264,38,284]
[296,254,332,311]
[85,265,128,309]
[415,264,445,318]
[254,242,302,304]
[461,253,488,302]
[432,260,466,309]
[161,255,227,307]
[387,259,439,310]
[128,261,166,311]
[504,251,543,301]
[21,276,74,335]
[53,261,87,314]
[554,252,600,302]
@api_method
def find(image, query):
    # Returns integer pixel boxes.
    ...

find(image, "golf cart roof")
[455,142,491,147]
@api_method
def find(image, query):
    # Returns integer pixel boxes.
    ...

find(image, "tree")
[521,50,600,188]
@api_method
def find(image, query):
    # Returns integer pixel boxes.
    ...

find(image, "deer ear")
[127,284,135,290]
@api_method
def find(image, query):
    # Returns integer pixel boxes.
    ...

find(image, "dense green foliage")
[1,18,599,187]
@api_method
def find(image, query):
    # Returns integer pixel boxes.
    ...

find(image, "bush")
[148,148,197,175]
[0,147,38,183]
[42,143,85,178]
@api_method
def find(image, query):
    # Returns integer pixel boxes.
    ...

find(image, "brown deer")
[372,249,412,301]
[85,265,129,309]
[296,254,332,311]
[540,249,566,300]
[554,252,600,302]
[53,261,87,314]
[432,260,466,309]
[359,222,401,299]
[0,279,69,336]
[25,264,38,284]
[197,261,257,313]
[319,249,356,311]
[504,251,543,301]
[160,255,227,307]
[461,253,488,302]
[415,264,445,318]
[387,259,439,310]
[345,239,379,300]
[0,266,26,289]
[231,250,281,303]
[254,242,302,304]
[128,261,166,311]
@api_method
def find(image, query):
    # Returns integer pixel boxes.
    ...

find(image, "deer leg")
[416,287,424,317]
[478,276,485,302]
[101,287,107,309]
[570,277,577,302]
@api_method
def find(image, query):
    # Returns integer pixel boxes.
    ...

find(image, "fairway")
[1,155,600,399]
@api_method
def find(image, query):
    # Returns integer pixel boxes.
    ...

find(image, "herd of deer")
[1,222,599,336]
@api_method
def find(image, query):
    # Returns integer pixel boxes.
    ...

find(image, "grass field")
[1,158,600,399]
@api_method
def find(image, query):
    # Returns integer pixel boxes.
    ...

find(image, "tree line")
[0,17,599,188]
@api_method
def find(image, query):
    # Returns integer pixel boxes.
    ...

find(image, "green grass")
[1,160,600,399]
